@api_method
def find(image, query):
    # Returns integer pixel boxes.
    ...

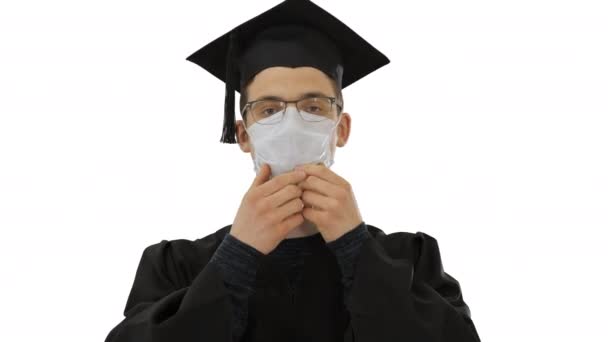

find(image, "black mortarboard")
[185,0,390,144]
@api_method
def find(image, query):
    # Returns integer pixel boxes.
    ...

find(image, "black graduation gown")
[104,223,481,342]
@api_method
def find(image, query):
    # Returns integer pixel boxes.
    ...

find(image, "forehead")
[246,66,336,100]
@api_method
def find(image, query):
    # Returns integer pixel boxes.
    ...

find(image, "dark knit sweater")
[208,221,372,341]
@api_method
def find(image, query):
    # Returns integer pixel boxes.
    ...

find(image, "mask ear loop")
[310,112,340,175]
[328,111,342,144]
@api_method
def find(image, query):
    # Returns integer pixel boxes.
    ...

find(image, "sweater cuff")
[209,232,264,291]
[326,221,372,291]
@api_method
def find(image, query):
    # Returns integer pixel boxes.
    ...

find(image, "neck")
[284,217,320,239]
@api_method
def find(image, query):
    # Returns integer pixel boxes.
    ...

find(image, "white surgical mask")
[244,106,340,178]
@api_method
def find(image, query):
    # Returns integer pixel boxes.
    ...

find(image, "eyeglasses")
[242,96,343,125]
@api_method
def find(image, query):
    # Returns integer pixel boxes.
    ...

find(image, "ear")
[336,112,351,147]
[236,119,251,153]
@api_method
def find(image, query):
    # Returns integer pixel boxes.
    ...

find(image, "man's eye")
[306,106,321,113]
[263,108,277,115]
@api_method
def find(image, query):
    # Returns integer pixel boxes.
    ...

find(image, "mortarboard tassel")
[220,29,239,144]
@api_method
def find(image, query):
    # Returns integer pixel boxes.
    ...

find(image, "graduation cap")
[185,0,390,144]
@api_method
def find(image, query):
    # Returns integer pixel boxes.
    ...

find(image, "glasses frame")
[241,95,343,125]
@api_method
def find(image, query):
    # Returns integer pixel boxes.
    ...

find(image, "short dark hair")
[239,78,344,124]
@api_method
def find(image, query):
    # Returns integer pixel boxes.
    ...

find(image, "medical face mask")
[244,106,341,178]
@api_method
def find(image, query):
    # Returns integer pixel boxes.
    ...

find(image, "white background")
[1,0,607,341]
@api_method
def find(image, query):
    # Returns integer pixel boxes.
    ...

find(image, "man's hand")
[230,163,308,255]
[295,163,363,243]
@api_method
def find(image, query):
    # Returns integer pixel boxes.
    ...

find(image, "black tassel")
[220,29,239,144]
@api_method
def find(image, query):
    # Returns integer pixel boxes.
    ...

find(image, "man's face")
[235,66,351,159]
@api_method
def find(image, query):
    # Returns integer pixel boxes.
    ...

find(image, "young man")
[104,0,481,341]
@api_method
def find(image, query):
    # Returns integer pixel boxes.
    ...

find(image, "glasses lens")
[251,100,285,124]
[298,97,335,121]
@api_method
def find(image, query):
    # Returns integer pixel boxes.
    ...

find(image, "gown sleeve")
[104,236,256,342]
[337,226,482,342]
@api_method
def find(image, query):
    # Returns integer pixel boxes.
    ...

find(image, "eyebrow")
[252,91,332,102]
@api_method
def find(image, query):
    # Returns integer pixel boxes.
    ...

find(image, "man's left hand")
[295,163,363,243]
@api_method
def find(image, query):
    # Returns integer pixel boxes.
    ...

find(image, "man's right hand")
[229,163,307,255]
